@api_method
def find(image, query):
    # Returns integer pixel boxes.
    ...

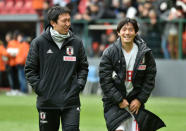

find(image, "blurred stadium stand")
[0,0,36,14]
[0,0,185,58]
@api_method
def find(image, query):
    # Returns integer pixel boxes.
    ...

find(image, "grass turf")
[0,93,186,131]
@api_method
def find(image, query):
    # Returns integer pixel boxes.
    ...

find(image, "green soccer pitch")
[0,93,186,131]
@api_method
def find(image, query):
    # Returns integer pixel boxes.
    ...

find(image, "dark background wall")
[153,60,186,97]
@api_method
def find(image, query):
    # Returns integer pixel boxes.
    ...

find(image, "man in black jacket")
[99,18,165,131]
[25,6,88,131]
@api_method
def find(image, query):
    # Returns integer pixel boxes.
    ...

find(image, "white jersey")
[122,43,138,95]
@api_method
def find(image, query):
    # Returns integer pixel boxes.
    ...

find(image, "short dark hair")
[117,18,139,33]
[47,6,71,23]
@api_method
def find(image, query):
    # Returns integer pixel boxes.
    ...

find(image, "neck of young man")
[121,40,134,53]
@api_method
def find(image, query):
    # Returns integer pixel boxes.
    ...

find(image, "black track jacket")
[25,27,88,109]
[99,35,165,131]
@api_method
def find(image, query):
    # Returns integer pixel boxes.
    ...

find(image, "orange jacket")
[0,45,8,71]
[7,40,21,66]
[183,31,186,54]
[16,42,30,65]
[32,0,44,10]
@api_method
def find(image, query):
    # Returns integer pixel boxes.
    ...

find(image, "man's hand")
[119,99,129,109]
[129,99,141,114]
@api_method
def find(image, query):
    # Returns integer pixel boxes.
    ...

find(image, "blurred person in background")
[141,1,152,19]
[4,32,12,48]
[0,40,8,87]
[105,0,126,19]
[16,33,30,94]
[136,2,144,18]
[6,30,21,96]
[1,32,13,87]
[147,9,161,36]
[159,0,185,59]
[75,0,116,22]
[158,0,174,59]
[74,0,116,57]
[145,9,163,58]
[66,0,80,17]
[99,31,117,56]
[136,1,153,39]
[71,0,89,56]
[122,0,137,19]
[106,0,124,18]
[40,0,51,29]
[167,5,184,59]
[153,0,173,16]
[182,26,186,58]
[54,0,79,17]
[73,0,88,20]
[25,6,88,131]
[99,18,165,131]
[176,0,186,13]
[109,0,138,19]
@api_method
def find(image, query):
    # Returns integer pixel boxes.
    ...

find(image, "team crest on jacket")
[40,112,46,120]
[66,46,74,56]
[140,57,145,64]
[138,57,146,70]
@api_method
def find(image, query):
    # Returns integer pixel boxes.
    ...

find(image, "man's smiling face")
[117,23,136,44]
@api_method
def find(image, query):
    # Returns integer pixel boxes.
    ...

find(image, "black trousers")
[38,107,80,131]
[7,66,19,90]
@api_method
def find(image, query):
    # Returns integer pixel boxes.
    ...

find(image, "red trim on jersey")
[135,120,140,131]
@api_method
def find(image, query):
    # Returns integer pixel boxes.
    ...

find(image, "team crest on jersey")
[66,46,74,56]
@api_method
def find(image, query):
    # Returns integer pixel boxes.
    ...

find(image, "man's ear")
[135,32,138,37]
[117,31,120,36]
[50,21,56,28]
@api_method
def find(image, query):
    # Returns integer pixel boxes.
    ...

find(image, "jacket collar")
[42,26,75,46]
[114,38,122,59]
[114,34,151,53]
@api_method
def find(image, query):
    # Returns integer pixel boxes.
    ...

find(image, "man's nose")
[125,30,129,34]
[66,21,71,26]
